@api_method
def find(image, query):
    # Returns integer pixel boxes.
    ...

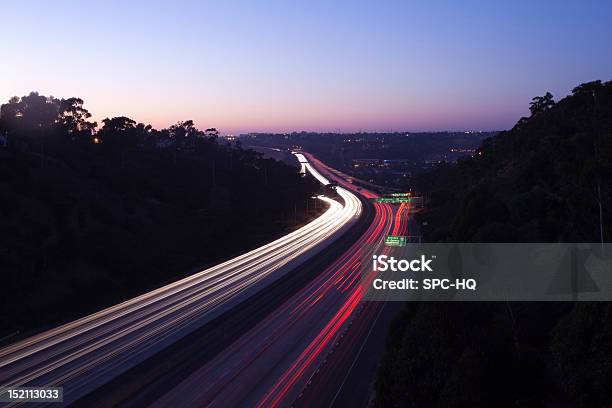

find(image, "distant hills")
[242,131,491,170]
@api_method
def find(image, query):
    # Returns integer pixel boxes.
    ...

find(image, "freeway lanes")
[294,154,415,408]
[294,211,418,408]
[151,154,398,407]
[0,155,361,406]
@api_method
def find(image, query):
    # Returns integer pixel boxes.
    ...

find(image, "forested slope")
[0,92,320,337]
[376,80,612,407]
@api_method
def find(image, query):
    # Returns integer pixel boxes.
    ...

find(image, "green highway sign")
[384,235,407,247]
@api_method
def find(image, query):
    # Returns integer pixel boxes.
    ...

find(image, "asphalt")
[293,209,421,408]
[294,300,404,408]
[73,194,374,408]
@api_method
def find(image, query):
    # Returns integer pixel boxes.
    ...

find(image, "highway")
[147,154,404,407]
[294,204,418,408]
[0,153,362,407]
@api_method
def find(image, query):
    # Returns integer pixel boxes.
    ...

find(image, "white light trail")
[0,152,361,407]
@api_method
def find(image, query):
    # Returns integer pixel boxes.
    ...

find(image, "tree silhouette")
[98,116,138,148]
[0,91,321,336]
[572,80,603,95]
[58,97,97,138]
[205,127,219,138]
[529,91,555,116]
[0,92,58,132]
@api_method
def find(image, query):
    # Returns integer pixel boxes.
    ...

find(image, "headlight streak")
[0,153,362,407]
[256,203,395,408]
[148,156,403,408]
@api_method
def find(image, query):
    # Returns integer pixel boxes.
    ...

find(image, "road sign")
[384,235,407,247]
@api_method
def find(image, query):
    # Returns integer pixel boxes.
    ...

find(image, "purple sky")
[1,1,611,134]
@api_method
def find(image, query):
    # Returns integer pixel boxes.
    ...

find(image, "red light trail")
[150,153,410,408]
[257,178,409,407]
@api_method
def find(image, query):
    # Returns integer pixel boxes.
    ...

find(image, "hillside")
[416,80,612,243]
[0,93,321,338]
[376,80,612,407]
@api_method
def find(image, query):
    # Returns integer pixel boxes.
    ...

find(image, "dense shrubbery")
[416,80,612,243]
[376,81,612,407]
[0,92,320,336]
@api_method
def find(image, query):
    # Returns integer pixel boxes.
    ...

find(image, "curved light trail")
[0,153,362,406]
[151,153,402,408]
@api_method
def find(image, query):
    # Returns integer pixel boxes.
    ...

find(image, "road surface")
[147,153,406,407]
[0,154,361,407]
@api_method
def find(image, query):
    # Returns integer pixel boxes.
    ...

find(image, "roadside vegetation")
[376,80,612,407]
[0,93,321,338]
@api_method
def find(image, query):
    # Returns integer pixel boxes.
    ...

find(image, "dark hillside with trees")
[0,92,321,338]
[416,80,612,243]
[376,80,612,407]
